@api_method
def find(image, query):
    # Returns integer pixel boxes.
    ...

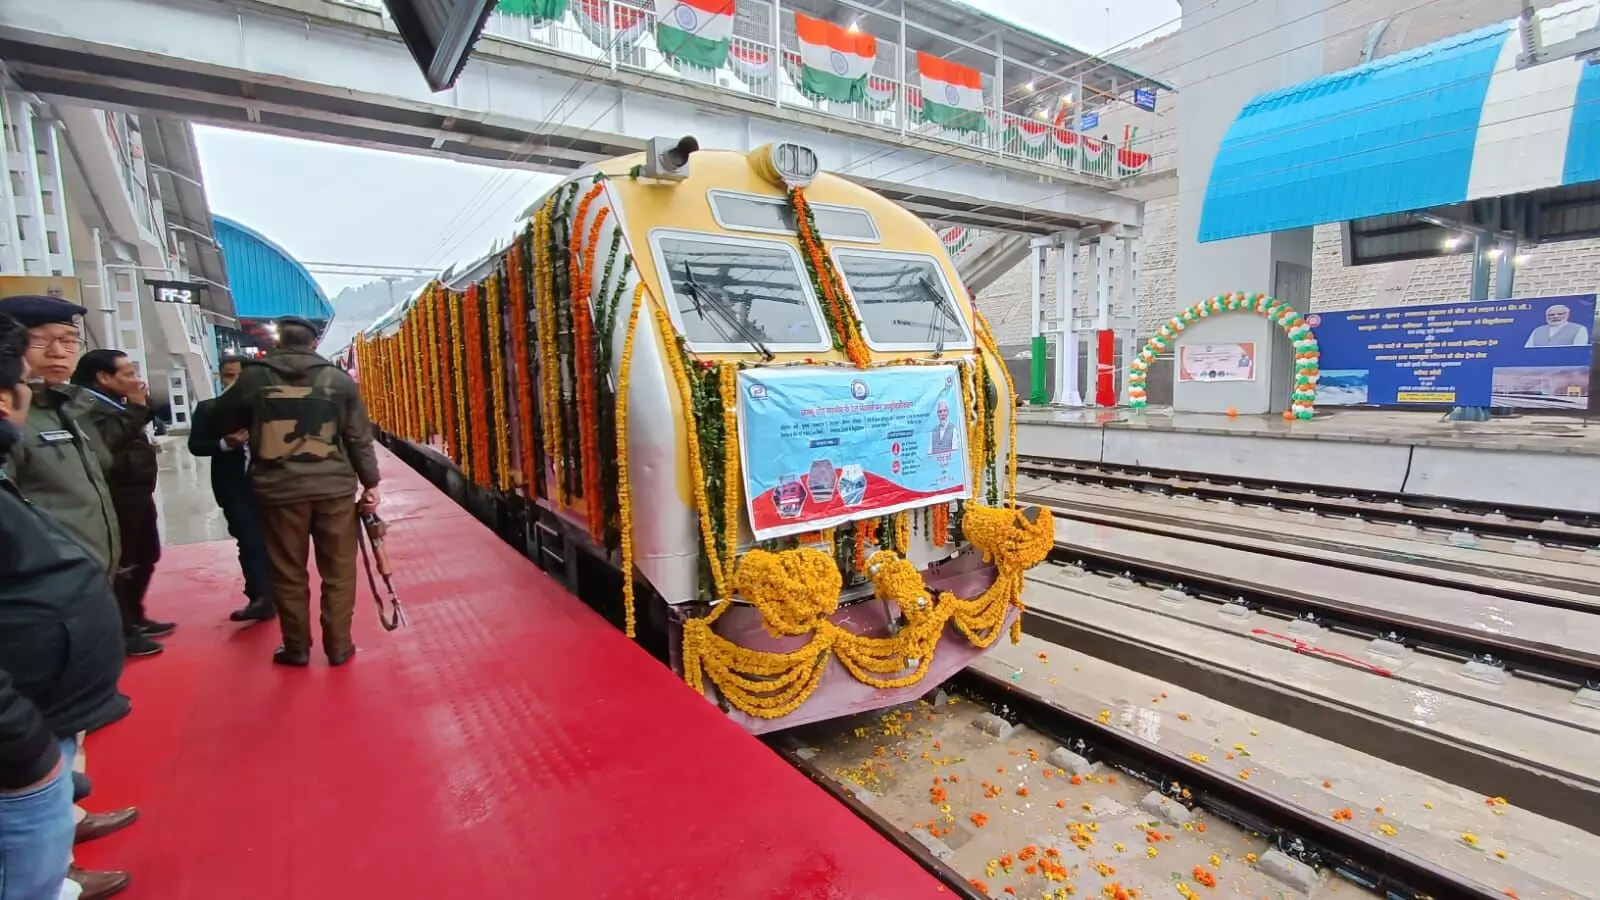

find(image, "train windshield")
[834,249,973,351]
[654,233,830,352]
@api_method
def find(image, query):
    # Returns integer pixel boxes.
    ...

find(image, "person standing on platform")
[0,296,119,579]
[188,355,273,622]
[71,350,173,658]
[0,312,134,900]
[212,316,381,667]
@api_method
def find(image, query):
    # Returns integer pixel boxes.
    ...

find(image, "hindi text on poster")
[1310,294,1594,409]
[736,366,971,540]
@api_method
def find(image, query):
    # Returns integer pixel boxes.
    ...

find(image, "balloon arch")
[1127,292,1321,419]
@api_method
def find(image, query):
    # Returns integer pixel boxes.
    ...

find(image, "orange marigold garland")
[789,187,870,367]
[570,185,610,540]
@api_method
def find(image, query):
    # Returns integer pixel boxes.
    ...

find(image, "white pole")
[1056,230,1081,405]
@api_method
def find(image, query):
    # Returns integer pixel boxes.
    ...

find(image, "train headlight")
[750,142,820,188]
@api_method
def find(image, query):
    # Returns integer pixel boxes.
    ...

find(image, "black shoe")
[138,619,176,637]
[125,633,163,658]
[229,600,275,622]
[327,647,357,667]
[272,646,310,667]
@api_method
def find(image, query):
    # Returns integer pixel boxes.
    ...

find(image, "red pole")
[1095,329,1116,407]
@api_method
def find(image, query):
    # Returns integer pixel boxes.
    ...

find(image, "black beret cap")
[275,315,316,332]
[0,294,87,328]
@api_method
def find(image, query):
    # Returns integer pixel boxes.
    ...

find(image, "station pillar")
[1174,0,1324,415]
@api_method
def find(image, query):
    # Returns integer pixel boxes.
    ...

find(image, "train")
[349,137,1055,732]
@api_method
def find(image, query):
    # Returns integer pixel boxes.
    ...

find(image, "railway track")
[772,666,1521,900]
[951,669,1513,900]
[1039,539,1600,690]
[1017,456,1600,549]
[1018,492,1600,614]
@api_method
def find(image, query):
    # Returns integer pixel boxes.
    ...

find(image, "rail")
[1040,540,1600,688]
[1017,456,1600,546]
[764,739,990,900]
[953,669,1512,900]
[1020,493,1600,613]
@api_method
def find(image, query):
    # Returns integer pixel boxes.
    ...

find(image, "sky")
[192,0,1181,298]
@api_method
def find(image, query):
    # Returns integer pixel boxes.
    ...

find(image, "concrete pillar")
[1027,241,1046,404]
[1055,230,1081,406]
[1174,0,1324,415]
[1470,234,1491,301]
[1493,236,1517,299]
[1086,237,1114,406]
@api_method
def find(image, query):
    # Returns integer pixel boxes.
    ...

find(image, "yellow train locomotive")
[352,138,1053,731]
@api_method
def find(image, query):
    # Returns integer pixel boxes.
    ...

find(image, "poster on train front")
[1310,294,1596,409]
[736,365,972,540]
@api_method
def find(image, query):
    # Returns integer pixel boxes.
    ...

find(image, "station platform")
[1017,405,1600,514]
[72,443,947,899]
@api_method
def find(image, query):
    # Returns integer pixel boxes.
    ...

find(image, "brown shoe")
[75,807,139,844]
[67,865,130,899]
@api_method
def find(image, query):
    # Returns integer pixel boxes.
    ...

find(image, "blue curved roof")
[212,215,333,321]
[1198,0,1600,243]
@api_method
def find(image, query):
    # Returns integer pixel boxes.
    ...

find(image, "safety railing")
[329,0,1156,182]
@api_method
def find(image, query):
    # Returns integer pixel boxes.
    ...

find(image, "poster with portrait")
[736,365,971,540]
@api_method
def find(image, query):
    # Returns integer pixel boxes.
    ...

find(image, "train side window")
[651,231,832,353]
[832,249,974,352]
[708,190,880,243]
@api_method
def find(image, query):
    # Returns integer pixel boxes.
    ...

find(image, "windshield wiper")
[919,276,963,358]
[683,262,774,361]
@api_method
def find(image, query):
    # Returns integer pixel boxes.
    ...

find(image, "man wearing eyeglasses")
[0,296,137,899]
[0,296,120,580]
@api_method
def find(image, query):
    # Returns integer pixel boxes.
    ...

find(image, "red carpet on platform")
[74,449,946,899]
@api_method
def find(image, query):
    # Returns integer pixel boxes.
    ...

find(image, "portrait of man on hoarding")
[1524,303,1591,348]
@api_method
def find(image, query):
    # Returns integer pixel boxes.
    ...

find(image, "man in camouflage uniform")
[212,316,381,667]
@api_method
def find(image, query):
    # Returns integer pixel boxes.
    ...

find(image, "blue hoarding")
[1309,294,1595,409]
[1133,88,1157,111]
[737,365,970,540]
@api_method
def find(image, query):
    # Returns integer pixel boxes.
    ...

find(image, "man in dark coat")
[188,355,273,622]
[212,317,381,667]
[72,349,172,658]
[0,312,133,900]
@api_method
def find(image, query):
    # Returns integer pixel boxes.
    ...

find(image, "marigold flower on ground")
[970,812,989,827]
[1192,866,1217,888]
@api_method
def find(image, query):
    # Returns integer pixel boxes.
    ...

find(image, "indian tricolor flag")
[793,12,877,103]
[917,52,986,132]
[656,0,736,70]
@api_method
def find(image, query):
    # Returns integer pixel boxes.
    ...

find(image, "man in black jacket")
[188,355,273,622]
[0,313,133,899]
[72,349,172,658]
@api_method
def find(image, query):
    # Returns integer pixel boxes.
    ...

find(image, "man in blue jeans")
[0,312,131,900]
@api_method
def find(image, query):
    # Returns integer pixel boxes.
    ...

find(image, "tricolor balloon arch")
[1127,292,1321,420]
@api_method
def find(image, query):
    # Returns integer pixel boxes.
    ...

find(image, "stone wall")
[975,0,1598,348]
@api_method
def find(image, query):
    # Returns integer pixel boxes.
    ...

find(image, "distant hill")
[321,276,427,353]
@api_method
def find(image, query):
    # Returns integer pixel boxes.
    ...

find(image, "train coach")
[351,138,1054,731]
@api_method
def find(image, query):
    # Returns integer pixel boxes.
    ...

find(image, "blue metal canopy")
[212,215,333,322]
[1199,1,1600,243]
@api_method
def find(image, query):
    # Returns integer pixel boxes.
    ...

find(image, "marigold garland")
[570,186,610,539]
[974,310,1019,505]
[508,240,538,496]
[789,187,871,367]
[486,272,512,492]
[651,301,729,605]
[681,504,1056,718]
[533,200,565,503]
[719,363,741,581]
[615,283,646,638]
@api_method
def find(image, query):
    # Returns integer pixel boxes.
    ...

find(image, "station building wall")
[976,0,1598,354]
